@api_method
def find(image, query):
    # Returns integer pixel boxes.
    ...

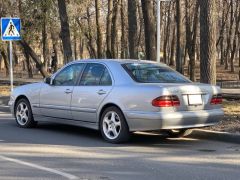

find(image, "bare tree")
[57,0,73,63]
[41,0,49,70]
[106,0,113,58]
[128,0,138,59]
[19,40,48,78]
[120,0,127,59]
[175,0,183,73]
[111,0,120,59]
[95,0,103,58]
[185,0,199,81]
[141,0,156,61]
[0,49,9,76]
[200,0,217,84]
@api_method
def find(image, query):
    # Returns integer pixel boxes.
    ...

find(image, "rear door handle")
[97,89,107,95]
[64,89,72,94]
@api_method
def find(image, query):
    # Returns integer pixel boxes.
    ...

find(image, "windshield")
[123,63,191,83]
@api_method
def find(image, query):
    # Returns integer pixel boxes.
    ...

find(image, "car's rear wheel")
[100,106,130,143]
[166,129,192,138]
[15,98,37,128]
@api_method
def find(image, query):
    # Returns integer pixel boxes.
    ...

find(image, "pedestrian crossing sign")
[1,18,21,41]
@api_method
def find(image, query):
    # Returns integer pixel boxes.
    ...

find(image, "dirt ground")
[1,84,239,134]
[207,100,240,134]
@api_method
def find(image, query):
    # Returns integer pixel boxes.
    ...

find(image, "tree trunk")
[225,0,234,70]
[73,29,77,60]
[41,0,49,70]
[22,48,33,78]
[230,2,240,72]
[50,27,59,73]
[176,0,183,73]
[79,37,84,59]
[169,24,175,66]
[239,47,240,67]
[86,8,97,58]
[13,44,18,65]
[95,0,103,58]
[163,3,171,64]
[0,49,9,76]
[141,0,156,61]
[57,0,73,64]
[185,0,199,82]
[200,0,217,84]
[111,0,120,59]
[19,40,48,78]
[120,0,127,59]
[218,1,230,65]
[106,0,113,58]
[128,0,138,59]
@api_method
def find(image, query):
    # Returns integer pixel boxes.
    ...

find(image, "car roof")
[71,59,166,66]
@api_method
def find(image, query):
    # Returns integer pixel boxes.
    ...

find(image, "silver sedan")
[9,59,224,143]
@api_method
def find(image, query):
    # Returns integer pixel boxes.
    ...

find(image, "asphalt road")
[0,110,239,180]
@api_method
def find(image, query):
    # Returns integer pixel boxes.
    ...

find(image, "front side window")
[123,63,191,83]
[53,63,85,86]
[80,63,112,86]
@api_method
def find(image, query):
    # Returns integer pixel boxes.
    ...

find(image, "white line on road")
[0,155,79,180]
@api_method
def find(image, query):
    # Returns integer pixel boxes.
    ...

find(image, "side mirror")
[44,77,53,85]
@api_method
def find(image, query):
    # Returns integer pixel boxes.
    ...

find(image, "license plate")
[188,95,202,105]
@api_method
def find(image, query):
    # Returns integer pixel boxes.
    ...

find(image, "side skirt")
[33,114,99,130]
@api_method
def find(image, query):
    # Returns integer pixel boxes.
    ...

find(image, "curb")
[0,95,10,112]
[189,129,240,144]
[0,105,10,112]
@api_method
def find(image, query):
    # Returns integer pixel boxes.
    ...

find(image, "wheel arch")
[98,103,129,129]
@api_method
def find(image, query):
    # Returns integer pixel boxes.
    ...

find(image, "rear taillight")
[152,95,180,107]
[210,94,222,105]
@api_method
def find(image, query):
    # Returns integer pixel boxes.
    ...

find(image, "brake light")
[210,94,222,105]
[152,95,180,107]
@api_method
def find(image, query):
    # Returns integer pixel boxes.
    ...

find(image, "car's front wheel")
[100,106,130,143]
[15,98,37,128]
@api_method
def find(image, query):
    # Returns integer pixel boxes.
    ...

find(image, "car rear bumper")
[124,109,224,131]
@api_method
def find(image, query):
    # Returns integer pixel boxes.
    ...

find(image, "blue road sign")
[1,18,21,41]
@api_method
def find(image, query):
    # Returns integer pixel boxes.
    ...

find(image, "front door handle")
[97,89,107,95]
[64,89,72,94]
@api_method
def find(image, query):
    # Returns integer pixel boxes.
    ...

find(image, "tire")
[100,106,130,143]
[166,129,192,138]
[14,98,37,128]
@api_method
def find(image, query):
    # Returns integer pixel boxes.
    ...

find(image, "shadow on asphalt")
[0,119,201,148]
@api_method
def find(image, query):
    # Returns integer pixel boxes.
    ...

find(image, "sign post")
[1,17,21,92]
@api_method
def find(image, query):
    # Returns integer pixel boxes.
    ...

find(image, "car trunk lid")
[153,83,221,111]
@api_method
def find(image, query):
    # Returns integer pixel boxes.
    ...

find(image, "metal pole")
[157,0,161,63]
[9,41,13,92]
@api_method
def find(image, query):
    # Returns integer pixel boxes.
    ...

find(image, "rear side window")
[80,63,112,86]
[100,68,112,85]
[123,63,191,83]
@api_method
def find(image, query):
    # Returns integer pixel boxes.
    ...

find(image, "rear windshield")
[123,63,191,83]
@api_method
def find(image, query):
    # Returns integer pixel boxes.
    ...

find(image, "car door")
[71,63,113,122]
[39,63,85,119]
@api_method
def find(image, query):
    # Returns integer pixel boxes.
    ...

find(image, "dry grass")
[208,100,240,134]
[0,85,12,96]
